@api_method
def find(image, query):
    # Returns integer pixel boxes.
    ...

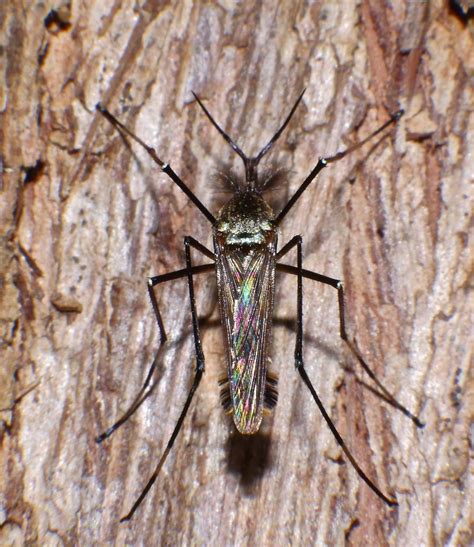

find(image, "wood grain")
[1,1,472,545]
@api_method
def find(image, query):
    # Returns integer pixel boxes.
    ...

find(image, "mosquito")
[95,90,423,522]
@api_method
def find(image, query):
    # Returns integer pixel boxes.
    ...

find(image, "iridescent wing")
[216,245,276,434]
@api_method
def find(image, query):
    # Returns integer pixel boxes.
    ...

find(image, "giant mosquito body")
[95,90,423,522]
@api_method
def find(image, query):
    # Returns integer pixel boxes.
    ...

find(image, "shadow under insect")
[224,429,273,492]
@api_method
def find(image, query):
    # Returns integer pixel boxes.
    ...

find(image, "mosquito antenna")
[254,88,306,164]
[192,92,247,163]
[193,90,305,190]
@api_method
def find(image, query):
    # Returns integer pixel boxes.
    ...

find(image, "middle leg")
[277,236,399,506]
[120,236,215,521]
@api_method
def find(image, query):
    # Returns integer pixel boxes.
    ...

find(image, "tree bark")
[1,1,472,545]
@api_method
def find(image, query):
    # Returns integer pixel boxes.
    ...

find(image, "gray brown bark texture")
[0,1,472,545]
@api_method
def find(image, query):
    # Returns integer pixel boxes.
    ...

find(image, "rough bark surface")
[1,1,472,545]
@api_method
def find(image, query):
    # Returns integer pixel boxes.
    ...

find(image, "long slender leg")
[274,110,403,226]
[120,368,203,522]
[181,236,211,369]
[277,237,399,507]
[96,104,216,224]
[276,262,423,428]
[120,236,212,522]
[276,235,302,261]
[96,263,214,443]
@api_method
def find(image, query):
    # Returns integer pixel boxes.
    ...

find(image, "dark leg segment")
[96,104,215,224]
[277,238,400,507]
[120,369,203,522]
[275,109,403,226]
[119,236,213,521]
[276,263,423,428]
[182,236,210,369]
[96,263,214,444]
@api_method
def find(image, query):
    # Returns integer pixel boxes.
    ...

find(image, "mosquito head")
[193,90,305,192]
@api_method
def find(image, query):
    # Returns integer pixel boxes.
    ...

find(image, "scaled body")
[214,191,277,434]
